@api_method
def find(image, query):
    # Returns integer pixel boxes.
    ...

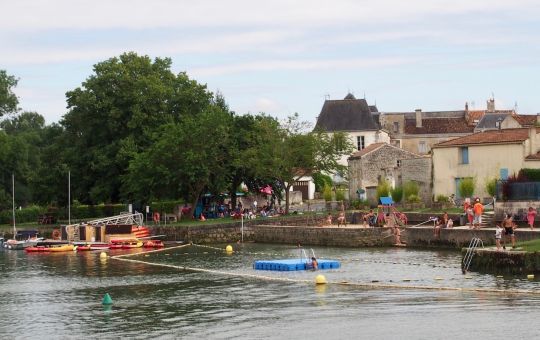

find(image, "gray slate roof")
[315,94,380,132]
[475,113,511,130]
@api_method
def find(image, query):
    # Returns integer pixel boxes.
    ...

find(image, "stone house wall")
[399,156,433,204]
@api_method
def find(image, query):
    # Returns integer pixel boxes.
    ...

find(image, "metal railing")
[462,237,484,273]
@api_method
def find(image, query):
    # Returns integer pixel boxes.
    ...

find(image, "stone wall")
[495,201,539,221]
[400,156,432,205]
[253,225,395,247]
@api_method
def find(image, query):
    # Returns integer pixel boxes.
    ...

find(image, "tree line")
[0,52,351,215]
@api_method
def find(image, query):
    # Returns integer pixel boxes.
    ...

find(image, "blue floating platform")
[254,259,340,271]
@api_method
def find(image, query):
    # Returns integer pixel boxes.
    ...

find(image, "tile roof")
[404,118,474,134]
[514,114,537,126]
[349,142,386,158]
[525,152,540,160]
[433,128,538,148]
[349,142,420,159]
[315,95,379,132]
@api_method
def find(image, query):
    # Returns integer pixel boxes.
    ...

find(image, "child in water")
[309,257,318,270]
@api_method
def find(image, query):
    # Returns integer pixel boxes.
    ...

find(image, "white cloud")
[190,56,420,76]
[253,98,284,113]
[2,0,538,31]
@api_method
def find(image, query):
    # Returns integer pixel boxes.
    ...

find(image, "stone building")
[348,143,420,205]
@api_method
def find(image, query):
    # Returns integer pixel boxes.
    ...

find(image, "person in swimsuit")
[527,206,536,230]
[495,224,503,251]
[502,214,516,249]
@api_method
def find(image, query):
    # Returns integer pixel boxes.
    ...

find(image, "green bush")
[407,194,421,203]
[312,173,333,193]
[390,186,403,203]
[459,178,475,198]
[376,179,391,200]
[151,200,185,213]
[519,168,540,181]
[0,205,46,224]
[323,185,333,201]
[403,181,419,201]
[436,194,449,202]
[335,189,346,202]
[485,178,497,197]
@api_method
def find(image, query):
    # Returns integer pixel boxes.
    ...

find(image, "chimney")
[487,98,495,112]
[415,109,422,128]
[529,126,537,156]
[465,102,469,111]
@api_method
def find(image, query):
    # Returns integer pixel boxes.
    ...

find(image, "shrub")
[436,194,449,202]
[403,181,419,201]
[376,179,391,200]
[350,199,369,209]
[312,173,333,193]
[323,185,333,201]
[390,186,403,203]
[335,189,346,202]
[459,178,475,198]
[485,178,497,197]
[407,194,421,203]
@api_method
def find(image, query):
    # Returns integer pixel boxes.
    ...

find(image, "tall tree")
[247,114,352,213]
[0,70,19,117]
[122,105,231,210]
[61,52,214,204]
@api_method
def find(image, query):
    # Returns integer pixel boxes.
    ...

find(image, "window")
[357,136,365,150]
[500,168,509,180]
[418,141,427,153]
[393,122,399,133]
[397,160,402,167]
[460,147,469,164]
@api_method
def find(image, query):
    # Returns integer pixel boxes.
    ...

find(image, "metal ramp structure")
[65,212,144,243]
[462,237,484,273]
[84,212,144,227]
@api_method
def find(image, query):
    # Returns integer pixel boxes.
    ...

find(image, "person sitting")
[325,213,333,226]
[363,209,375,227]
[434,217,442,238]
[337,211,346,227]
[199,213,206,222]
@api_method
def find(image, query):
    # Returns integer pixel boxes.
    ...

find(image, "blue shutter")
[500,168,509,180]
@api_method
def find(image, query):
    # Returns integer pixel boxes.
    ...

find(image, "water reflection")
[1,244,539,339]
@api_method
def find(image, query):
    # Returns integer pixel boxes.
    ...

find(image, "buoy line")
[111,244,191,259]
[110,244,540,297]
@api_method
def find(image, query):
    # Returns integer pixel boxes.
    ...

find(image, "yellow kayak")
[48,244,75,252]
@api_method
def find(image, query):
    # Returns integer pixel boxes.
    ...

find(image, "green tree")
[323,184,333,201]
[376,179,391,200]
[459,177,475,198]
[246,114,352,213]
[485,177,497,197]
[122,106,230,210]
[0,70,19,117]
[390,186,403,203]
[312,172,333,192]
[403,181,419,202]
[61,52,214,204]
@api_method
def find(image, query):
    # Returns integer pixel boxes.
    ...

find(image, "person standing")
[473,198,484,230]
[464,198,474,228]
[502,214,516,250]
[527,206,536,230]
[495,224,503,251]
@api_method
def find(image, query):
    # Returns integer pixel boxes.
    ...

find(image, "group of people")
[322,211,346,226]
[463,198,485,229]
[433,211,454,238]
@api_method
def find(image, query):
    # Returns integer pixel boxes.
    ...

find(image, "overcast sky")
[2,0,539,124]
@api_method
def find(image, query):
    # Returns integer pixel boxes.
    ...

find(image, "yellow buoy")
[527,274,535,280]
[225,245,233,253]
[315,274,327,284]
[99,252,107,259]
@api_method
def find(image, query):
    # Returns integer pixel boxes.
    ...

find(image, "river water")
[1,243,539,339]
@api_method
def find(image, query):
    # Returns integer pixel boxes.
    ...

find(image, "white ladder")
[462,237,484,273]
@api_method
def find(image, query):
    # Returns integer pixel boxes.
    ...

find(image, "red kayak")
[25,246,49,252]
[143,240,164,248]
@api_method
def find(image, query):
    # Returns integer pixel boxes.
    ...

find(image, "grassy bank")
[518,239,540,252]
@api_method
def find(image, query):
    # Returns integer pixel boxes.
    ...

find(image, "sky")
[2,0,540,124]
